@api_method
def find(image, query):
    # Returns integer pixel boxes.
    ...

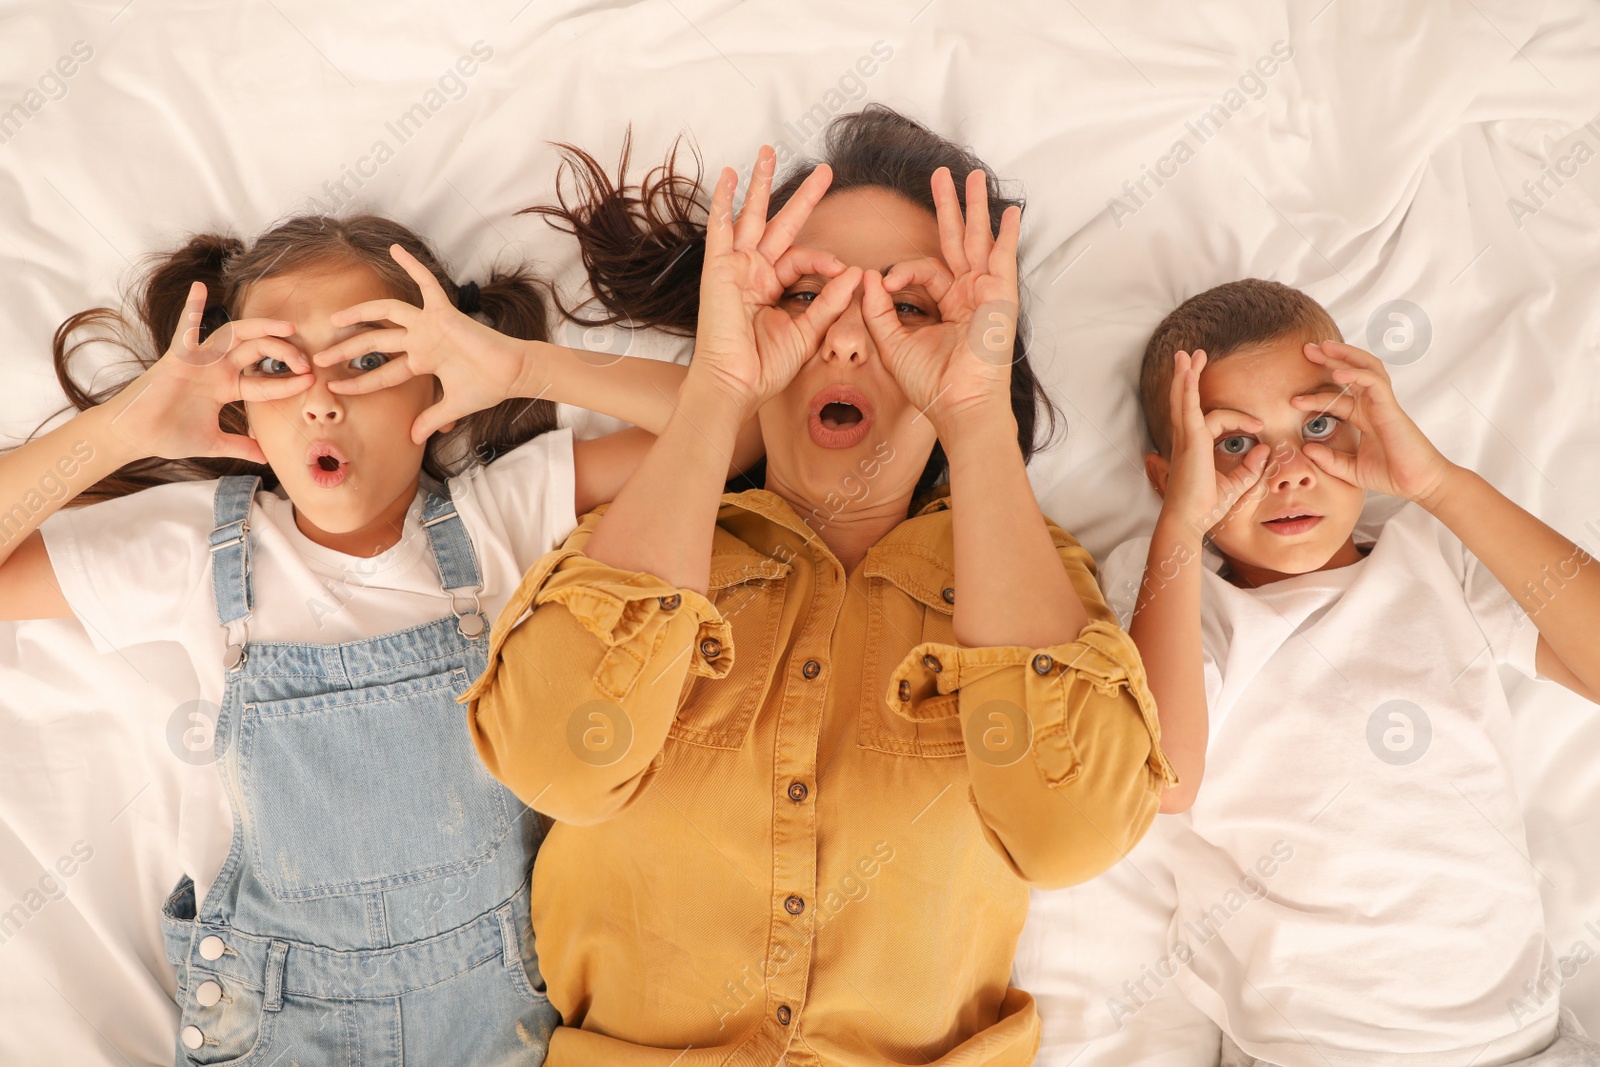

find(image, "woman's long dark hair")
[39,214,557,504]
[523,105,1064,512]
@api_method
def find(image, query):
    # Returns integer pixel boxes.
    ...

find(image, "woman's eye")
[349,352,390,373]
[1216,434,1257,456]
[894,301,929,319]
[254,357,293,376]
[784,290,819,306]
[1303,414,1340,440]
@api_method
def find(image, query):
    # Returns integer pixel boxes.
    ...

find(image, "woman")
[462,107,1175,1066]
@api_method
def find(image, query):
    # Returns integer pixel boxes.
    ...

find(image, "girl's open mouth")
[306,441,349,489]
[807,384,875,449]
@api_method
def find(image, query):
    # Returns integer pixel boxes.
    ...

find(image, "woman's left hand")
[860,166,1021,437]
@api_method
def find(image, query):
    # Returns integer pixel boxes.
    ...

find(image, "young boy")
[1112,279,1600,1066]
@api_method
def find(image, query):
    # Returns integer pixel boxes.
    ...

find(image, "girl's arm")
[0,284,310,621]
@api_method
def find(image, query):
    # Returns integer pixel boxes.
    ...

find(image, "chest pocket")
[856,550,965,758]
[669,555,791,751]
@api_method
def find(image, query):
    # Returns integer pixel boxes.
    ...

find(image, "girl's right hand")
[101,281,309,464]
[691,145,862,414]
[1163,349,1270,536]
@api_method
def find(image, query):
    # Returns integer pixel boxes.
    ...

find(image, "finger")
[1327,365,1391,397]
[1167,351,1191,449]
[214,316,296,343]
[1315,339,1385,371]
[388,243,450,306]
[1291,391,1358,420]
[325,356,417,395]
[733,145,775,252]
[757,163,833,261]
[857,269,904,349]
[880,257,954,305]
[1303,441,1360,485]
[330,297,421,330]
[1200,407,1264,438]
[988,204,1022,292]
[773,246,846,289]
[172,281,207,352]
[1223,443,1272,496]
[207,432,268,466]
[962,168,993,273]
[704,166,738,260]
[930,168,970,277]
[795,264,863,351]
[238,372,315,403]
[312,328,411,367]
[410,400,460,445]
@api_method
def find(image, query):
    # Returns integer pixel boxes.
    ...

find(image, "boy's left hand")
[1291,340,1457,507]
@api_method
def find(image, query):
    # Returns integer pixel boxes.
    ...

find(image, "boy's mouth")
[306,441,349,489]
[1260,511,1322,536]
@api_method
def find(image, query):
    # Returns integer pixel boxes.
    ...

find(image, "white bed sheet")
[2,1,1596,1064]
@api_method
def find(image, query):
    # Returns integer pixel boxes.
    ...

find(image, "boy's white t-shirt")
[1097,502,1558,1067]
[40,428,577,907]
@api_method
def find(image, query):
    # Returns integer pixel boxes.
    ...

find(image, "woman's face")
[758,185,944,519]
[237,261,439,547]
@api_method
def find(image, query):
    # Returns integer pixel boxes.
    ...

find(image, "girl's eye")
[255,357,293,376]
[1216,434,1257,456]
[349,352,391,373]
[1303,414,1340,440]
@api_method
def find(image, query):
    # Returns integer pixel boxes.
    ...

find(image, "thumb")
[1303,441,1359,486]
[411,400,458,445]
[208,432,268,466]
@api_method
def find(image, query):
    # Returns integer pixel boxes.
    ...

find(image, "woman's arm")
[0,285,309,621]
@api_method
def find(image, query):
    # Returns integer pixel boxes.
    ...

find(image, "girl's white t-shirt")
[39,428,577,906]
[1094,502,1556,1066]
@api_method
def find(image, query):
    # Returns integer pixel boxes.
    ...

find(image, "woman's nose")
[821,301,871,365]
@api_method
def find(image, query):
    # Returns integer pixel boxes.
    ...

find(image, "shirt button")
[1031,653,1054,675]
[802,659,821,679]
[921,653,942,673]
[195,980,222,1007]
[942,586,955,604]
[198,935,226,961]
[658,594,681,610]
[776,1004,792,1025]
[784,895,805,915]
[787,781,808,802]
[180,1025,205,1050]
[699,637,723,660]
[897,679,911,702]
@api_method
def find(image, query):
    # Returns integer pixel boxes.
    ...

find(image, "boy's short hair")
[1139,279,1342,455]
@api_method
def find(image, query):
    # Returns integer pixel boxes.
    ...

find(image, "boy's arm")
[1136,350,1270,813]
[1297,341,1599,704]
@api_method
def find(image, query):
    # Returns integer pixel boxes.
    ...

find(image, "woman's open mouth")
[807,384,875,450]
[306,440,350,489]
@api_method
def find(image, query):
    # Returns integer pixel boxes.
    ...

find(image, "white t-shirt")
[1096,502,1557,1067]
[40,428,577,906]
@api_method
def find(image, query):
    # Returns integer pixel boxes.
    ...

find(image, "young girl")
[462,108,1174,1066]
[0,213,761,1066]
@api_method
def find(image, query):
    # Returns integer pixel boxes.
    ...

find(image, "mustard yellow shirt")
[461,485,1175,1067]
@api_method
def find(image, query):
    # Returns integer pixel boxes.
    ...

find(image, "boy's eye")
[1216,434,1257,456]
[349,352,391,373]
[254,356,293,376]
[1303,414,1340,440]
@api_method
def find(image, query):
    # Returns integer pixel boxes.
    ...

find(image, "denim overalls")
[160,476,559,1066]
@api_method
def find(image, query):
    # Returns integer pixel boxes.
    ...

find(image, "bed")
[2,1,1597,1063]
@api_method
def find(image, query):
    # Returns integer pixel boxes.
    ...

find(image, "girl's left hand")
[1290,340,1456,506]
[312,244,532,444]
[859,166,1021,436]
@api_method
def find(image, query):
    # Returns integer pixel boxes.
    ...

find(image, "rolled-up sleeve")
[884,527,1176,890]
[459,508,732,826]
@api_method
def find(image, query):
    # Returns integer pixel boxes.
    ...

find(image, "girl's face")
[758,185,943,516]
[237,262,440,554]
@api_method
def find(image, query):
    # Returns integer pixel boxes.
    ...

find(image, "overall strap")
[420,487,488,639]
[208,476,261,628]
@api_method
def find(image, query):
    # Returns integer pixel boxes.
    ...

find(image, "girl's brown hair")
[44,214,557,504]
[522,104,1064,510]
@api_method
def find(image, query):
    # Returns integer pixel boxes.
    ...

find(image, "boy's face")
[1167,335,1367,584]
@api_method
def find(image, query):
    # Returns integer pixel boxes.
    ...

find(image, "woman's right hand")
[101,281,309,464]
[690,145,861,414]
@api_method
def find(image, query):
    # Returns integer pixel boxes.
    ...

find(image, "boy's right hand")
[1162,350,1271,539]
[102,281,308,465]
